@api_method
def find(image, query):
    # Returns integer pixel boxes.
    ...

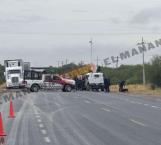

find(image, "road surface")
[1,91,161,145]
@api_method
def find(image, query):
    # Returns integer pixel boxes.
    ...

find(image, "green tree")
[0,65,5,84]
[146,56,161,87]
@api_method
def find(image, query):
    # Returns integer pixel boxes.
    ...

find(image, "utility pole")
[89,38,93,64]
[61,61,64,67]
[65,59,68,65]
[137,37,146,85]
[57,61,60,68]
[116,56,119,68]
[95,56,101,67]
[142,37,146,85]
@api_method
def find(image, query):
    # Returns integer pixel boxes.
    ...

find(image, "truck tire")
[31,84,39,92]
[65,85,72,92]
[101,86,104,91]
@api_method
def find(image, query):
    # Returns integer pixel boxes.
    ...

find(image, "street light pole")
[137,37,146,85]
[89,39,93,64]
[142,37,146,85]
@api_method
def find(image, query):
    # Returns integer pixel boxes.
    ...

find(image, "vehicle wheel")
[31,85,39,92]
[65,85,72,92]
[101,86,104,91]
[86,84,90,91]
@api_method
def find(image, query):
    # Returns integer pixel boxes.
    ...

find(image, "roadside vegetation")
[0,65,4,84]
[0,56,160,89]
[102,56,161,88]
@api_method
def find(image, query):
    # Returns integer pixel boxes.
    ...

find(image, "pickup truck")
[23,70,75,92]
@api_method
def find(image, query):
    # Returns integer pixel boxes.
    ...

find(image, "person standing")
[104,77,108,92]
[107,78,111,92]
[104,77,111,92]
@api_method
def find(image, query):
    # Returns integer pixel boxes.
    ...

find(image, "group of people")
[74,75,88,91]
[74,75,128,93]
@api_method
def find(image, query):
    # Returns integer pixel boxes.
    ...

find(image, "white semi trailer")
[4,59,25,88]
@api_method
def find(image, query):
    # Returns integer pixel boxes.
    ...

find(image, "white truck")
[4,59,25,88]
[85,72,104,91]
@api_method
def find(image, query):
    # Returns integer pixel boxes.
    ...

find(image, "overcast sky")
[0,0,161,67]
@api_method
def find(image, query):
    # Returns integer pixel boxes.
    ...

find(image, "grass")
[0,84,5,92]
[110,84,161,96]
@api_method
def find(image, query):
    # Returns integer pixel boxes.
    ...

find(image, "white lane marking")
[144,104,149,106]
[101,108,111,112]
[44,137,51,143]
[36,115,40,118]
[84,100,91,104]
[130,119,146,127]
[37,119,42,123]
[41,129,47,135]
[130,101,136,104]
[151,106,161,109]
[39,124,44,128]
[55,102,61,107]
[135,102,142,105]
[34,111,39,115]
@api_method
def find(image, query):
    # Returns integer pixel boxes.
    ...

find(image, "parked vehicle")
[85,72,104,91]
[43,74,75,92]
[24,70,75,92]
[24,70,43,92]
[4,59,25,88]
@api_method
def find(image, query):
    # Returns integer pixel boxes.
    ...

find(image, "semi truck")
[4,59,25,88]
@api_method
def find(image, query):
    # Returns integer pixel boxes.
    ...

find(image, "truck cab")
[85,72,104,91]
[4,59,24,88]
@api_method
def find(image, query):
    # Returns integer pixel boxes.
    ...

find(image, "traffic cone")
[8,99,15,118]
[0,113,6,136]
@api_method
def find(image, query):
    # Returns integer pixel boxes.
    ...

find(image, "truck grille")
[12,77,19,84]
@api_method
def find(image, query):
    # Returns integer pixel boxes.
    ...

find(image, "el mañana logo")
[104,38,161,66]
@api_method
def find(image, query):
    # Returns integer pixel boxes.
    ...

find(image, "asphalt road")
[1,91,161,145]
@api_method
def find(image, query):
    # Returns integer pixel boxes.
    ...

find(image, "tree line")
[0,56,160,87]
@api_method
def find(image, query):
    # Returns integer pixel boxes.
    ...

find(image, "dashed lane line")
[130,119,146,127]
[44,137,51,143]
[37,119,42,123]
[84,100,91,104]
[36,115,40,118]
[151,106,161,109]
[135,102,142,105]
[41,129,47,135]
[144,104,149,106]
[39,124,44,128]
[55,102,61,107]
[101,108,111,112]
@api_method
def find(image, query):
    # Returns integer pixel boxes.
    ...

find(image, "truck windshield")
[8,70,21,74]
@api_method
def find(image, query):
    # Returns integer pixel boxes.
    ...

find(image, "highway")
[1,91,161,145]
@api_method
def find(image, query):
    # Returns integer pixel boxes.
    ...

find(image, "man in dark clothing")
[104,78,110,92]
[74,76,79,91]
[107,78,111,92]
[119,80,128,92]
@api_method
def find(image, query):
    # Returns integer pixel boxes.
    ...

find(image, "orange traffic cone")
[0,113,6,136]
[8,99,15,118]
